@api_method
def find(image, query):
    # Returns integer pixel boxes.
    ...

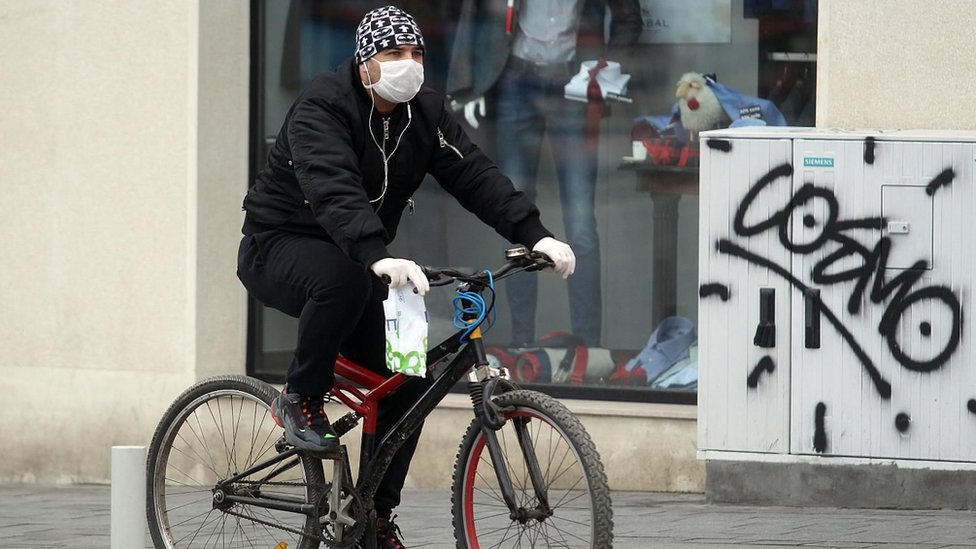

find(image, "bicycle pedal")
[274,435,289,453]
[305,445,345,461]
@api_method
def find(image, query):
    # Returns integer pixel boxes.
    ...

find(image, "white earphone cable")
[364,59,412,206]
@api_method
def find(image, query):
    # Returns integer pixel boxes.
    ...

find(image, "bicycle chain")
[220,505,328,544]
[221,479,366,549]
[231,479,329,488]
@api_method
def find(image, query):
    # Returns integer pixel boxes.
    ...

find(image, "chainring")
[318,480,367,549]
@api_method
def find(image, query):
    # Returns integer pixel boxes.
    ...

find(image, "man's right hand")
[370,258,429,295]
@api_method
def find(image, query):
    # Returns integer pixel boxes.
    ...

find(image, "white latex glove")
[370,258,429,295]
[464,96,486,129]
[532,237,576,279]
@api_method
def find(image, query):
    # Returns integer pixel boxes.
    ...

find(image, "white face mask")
[364,58,424,104]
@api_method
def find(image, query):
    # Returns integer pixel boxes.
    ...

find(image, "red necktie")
[585,58,608,151]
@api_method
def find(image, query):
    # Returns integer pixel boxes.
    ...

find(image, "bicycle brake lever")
[525,251,555,272]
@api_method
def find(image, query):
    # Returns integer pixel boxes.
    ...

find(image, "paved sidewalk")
[1,484,974,548]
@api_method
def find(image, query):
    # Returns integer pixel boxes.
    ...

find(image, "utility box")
[698,128,976,464]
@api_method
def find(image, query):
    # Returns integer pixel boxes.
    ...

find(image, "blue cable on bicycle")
[452,270,496,340]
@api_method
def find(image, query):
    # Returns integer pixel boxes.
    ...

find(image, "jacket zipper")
[437,128,464,159]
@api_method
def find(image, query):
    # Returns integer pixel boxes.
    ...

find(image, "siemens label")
[803,156,835,168]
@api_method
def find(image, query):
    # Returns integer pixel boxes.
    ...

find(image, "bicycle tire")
[451,389,613,548]
[146,374,325,549]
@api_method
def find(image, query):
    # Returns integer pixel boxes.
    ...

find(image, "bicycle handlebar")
[425,250,553,287]
[378,249,554,288]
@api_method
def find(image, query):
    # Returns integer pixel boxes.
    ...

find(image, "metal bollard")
[111,445,147,549]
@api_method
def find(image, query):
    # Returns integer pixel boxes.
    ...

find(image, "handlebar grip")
[379,267,436,285]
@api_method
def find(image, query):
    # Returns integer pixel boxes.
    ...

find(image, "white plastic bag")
[383,283,429,377]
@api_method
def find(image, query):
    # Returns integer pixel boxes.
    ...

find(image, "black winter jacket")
[243,58,552,268]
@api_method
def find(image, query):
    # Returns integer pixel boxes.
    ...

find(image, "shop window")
[246,0,818,404]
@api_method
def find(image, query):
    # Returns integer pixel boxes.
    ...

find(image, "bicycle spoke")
[455,393,610,549]
[541,518,590,545]
[162,492,211,514]
[149,380,322,549]
[243,402,276,473]
[471,508,512,521]
[550,486,589,510]
[183,413,222,480]
[166,443,220,484]
[241,504,288,544]
[229,396,244,476]
[474,461,506,504]
[204,400,232,479]
[170,505,220,533]
[226,511,241,548]
[174,505,220,547]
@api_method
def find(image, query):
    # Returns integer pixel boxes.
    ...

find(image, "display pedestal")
[618,162,699,326]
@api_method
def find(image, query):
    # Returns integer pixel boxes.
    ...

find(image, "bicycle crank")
[318,450,367,548]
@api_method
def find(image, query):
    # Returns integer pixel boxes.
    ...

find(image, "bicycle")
[145,247,613,548]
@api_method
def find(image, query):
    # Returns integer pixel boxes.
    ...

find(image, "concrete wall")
[817,0,976,129]
[0,0,701,492]
[408,398,701,493]
[0,1,248,482]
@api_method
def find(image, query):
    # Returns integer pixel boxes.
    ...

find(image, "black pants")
[237,230,432,516]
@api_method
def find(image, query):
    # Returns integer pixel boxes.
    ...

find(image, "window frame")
[244,0,696,406]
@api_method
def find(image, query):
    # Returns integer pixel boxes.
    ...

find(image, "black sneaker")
[375,516,406,549]
[270,390,339,453]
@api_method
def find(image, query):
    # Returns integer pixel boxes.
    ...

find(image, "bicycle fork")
[462,303,551,522]
[469,379,552,522]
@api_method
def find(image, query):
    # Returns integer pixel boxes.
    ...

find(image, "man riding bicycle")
[236,5,574,547]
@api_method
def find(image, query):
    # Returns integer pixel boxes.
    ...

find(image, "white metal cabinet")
[698,137,794,454]
[700,128,976,463]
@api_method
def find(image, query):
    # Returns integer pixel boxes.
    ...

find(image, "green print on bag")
[386,336,427,375]
[383,285,429,377]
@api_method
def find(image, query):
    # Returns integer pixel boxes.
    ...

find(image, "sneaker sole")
[283,430,342,458]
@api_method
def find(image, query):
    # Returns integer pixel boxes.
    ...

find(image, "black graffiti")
[968,399,976,414]
[706,138,732,152]
[747,356,775,388]
[813,402,827,453]
[699,283,730,301]
[733,163,794,237]
[895,412,911,433]
[719,239,893,398]
[926,167,955,196]
[813,234,962,373]
[864,136,876,165]
[722,162,962,392]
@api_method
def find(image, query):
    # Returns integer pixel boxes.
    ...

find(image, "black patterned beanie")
[355,6,425,64]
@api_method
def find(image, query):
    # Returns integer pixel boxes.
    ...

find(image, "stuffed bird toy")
[674,72,730,138]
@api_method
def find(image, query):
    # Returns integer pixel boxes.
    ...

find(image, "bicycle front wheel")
[451,389,613,548]
[146,375,325,549]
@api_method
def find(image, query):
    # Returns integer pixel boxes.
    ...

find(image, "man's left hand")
[532,237,576,279]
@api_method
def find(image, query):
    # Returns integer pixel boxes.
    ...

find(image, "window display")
[248,0,818,403]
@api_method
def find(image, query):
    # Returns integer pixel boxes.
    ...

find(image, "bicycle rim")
[453,390,613,548]
[147,376,323,549]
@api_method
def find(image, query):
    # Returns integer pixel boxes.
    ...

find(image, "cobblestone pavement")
[1,484,974,548]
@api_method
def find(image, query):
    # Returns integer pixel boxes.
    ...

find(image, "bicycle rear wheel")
[146,374,325,548]
[451,389,613,548]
